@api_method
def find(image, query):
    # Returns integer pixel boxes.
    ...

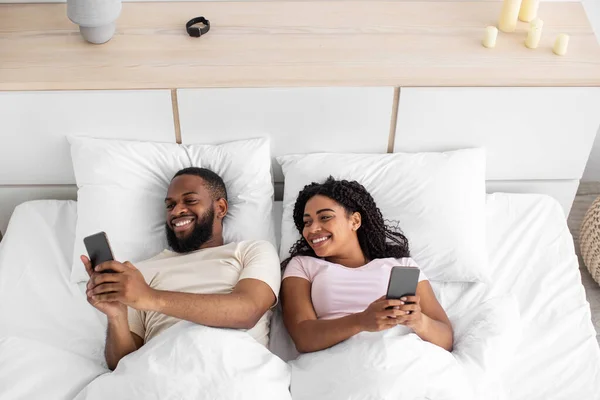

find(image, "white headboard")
[177,87,394,183]
[0,90,175,232]
[1,87,600,234]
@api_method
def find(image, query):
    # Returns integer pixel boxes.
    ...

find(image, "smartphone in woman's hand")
[386,266,420,310]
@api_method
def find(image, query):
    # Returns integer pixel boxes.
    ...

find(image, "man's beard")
[166,207,215,253]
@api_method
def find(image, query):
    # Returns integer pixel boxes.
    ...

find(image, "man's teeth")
[175,219,193,227]
[312,236,329,244]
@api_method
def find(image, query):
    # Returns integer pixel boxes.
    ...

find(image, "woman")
[281,177,453,353]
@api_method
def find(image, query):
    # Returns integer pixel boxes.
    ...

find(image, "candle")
[498,0,523,33]
[525,18,543,49]
[553,34,569,56]
[519,0,540,23]
[482,26,499,48]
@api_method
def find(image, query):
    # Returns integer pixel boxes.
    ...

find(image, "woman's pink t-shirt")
[282,256,428,320]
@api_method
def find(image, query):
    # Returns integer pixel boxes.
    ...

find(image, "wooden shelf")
[1,1,599,90]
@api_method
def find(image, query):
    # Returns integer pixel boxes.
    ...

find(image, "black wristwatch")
[186,17,210,37]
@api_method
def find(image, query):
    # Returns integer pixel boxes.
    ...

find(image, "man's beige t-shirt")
[127,240,281,347]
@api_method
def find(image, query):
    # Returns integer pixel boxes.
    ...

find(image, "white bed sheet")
[0,195,598,399]
[483,193,599,399]
[432,193,600,399]
[0,201,109,400]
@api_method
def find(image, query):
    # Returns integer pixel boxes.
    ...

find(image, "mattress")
[0,195,598,400]
[0,200,107,399]
[445,193,599,399]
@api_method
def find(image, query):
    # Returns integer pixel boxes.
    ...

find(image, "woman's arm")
[281,277,404,353]
[396,280,454,351]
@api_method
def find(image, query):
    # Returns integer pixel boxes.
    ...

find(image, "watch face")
[187,17,209,37]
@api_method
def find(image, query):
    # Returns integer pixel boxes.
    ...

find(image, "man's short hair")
[172,167,228,202]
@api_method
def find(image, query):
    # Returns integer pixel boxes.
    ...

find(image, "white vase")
[67,0,122,44]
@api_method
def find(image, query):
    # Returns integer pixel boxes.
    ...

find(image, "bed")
[0,194,598,399]
[1,0,600,396]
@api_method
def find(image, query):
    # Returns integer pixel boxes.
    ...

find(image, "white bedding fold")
[290,329,474,400]
[0,336,107,400]
[74,321,292,400]
[451,295,521,400]
[288,294,520,400]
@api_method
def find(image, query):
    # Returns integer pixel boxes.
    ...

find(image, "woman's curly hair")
[281,176,410,269]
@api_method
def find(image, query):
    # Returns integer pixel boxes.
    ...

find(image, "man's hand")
[82,255,127,319]
[86,260,157,312]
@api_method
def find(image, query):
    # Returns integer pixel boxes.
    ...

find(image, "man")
[82,167,281,370]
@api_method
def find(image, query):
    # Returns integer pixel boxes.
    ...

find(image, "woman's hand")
[358,296,407,332]
[395,295,427,333]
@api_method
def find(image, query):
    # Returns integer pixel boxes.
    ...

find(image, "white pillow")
[69,137,275,283]
[277,149,488,282]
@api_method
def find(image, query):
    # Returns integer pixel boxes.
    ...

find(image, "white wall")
[582,0,600,182]
[1,0,599,180]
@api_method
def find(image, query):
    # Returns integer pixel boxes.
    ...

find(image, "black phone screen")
[386,266,420,301]
[83,231,115,272]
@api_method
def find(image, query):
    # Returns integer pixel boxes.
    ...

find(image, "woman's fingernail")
[399,301,405,305]
[400,297,407,301]
[406,311,410,315]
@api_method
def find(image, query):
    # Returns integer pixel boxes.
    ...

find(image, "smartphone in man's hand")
[83,231,116,273]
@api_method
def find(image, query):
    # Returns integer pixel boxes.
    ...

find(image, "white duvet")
[0,195,599,400]
[291,330,473,400]
[0,336,106,400]
[286,294,519,400]
[75,322,291,400]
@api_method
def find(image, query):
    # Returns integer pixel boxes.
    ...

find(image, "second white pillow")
[277,149,488,283]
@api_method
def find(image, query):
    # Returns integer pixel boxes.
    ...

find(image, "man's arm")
[89,261,276,330]
[150,279,275,329]
[104,315,144,370]
[82,255,144,370]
